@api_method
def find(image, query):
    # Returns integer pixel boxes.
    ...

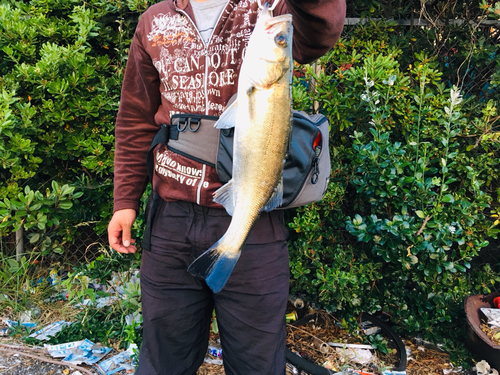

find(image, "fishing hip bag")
[146,111,331,209]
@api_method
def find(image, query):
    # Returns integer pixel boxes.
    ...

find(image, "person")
[107,0,345,373]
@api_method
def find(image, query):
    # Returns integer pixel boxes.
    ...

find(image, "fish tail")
[187,241,241,293]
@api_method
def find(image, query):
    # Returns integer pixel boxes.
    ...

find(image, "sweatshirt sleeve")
[113,18,162,213]
[276,0,346,64]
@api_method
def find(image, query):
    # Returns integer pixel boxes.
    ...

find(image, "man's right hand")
[108,209,137,254]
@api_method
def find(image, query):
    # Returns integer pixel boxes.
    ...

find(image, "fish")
[187,5,293,293]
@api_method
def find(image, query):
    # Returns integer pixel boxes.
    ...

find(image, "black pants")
[137,200,290,375]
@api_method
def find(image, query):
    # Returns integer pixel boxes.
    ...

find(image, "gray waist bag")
[147,111,331,209]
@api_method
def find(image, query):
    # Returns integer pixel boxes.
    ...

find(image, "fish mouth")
[264,14,292,30]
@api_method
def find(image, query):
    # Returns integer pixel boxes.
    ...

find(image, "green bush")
[0,182,83,254]
[289,17,500,351]
[0,0,155,255]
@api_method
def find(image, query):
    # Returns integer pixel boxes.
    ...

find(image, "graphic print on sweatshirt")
[146,0,260,206]
[146,0,259,117]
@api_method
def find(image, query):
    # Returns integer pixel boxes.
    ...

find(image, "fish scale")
[187,4,293,293]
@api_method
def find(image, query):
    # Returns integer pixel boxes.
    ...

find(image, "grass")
[0,241,142,349]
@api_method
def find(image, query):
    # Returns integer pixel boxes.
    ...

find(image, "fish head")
[241,7,293,90]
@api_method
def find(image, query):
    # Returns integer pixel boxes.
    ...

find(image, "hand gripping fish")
[187,5,293,293]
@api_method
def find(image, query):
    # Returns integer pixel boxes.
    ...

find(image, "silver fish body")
[187,6,293,293]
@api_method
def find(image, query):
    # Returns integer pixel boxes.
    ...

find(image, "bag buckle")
[177,117,201,132]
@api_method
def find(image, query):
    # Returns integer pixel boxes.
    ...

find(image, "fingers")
[108,209,138,254]
[121,222,133,248]
[110,231,137,254]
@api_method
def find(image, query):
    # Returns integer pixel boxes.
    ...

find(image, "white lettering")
[209,53,221,69]
[207,101,225,113]
[206,69,235,88]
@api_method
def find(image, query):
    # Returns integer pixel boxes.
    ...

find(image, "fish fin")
[213,179,235,216]
[215,100,238,129]
[187,242,241,293]
[262,176,284,211]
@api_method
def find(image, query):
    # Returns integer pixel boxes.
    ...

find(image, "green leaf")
[415,210,425,218]
[441,194,454,203]
[53,247,64,254]
[29,233,40,243]
[455,264,466,272]
[51,180,61,193]
[58,201,73,210]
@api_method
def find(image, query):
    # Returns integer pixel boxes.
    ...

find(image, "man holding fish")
[108,0,345,373]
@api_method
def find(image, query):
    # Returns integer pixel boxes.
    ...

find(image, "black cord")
[285,347,332,375]
[286,312,407,374]
[361,313,407,371]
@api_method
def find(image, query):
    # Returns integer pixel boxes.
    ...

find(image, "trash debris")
[204,343,223,366]
[361,320,382,336]
[19,310,34,323]
[98,344,137,375]
[324,360,378,374]
[3,319,37,331]
[107,270,140,297]
[480,308,500,345]
[288,295,305,310]
[75,296,119,309]
[322,357,338,371]
[203,357,223,365]
[125,312,142,326]
[286,362,300,375]
[207,344,222,359]
[481,308,500,328]
[332,369,373,375]
[476,360,499,375]
[46,338,111,365]
[443,363,464,374]
[30,269,62,290]
[29,320,72,341]
[465,294,500,370]
[43,291,69,303]
[335,347,373,364]
[312,336,329,354]
[329,342,375,350]
[45,340,87,358]
[382,371,407,375]
[286,311,298,323]
[43,339,137,373]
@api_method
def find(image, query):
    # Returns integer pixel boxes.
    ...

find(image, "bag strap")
[147,124,169,182]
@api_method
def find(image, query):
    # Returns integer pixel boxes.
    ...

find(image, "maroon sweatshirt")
[113,0,346,213]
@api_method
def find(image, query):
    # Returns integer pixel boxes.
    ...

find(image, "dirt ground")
[0,311,472,375]
[0,339,457,375]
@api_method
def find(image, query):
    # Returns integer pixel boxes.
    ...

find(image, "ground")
[0,339,456,375]
[0,310,469,375]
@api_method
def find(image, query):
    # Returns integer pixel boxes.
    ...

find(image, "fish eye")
[274,33,288,48]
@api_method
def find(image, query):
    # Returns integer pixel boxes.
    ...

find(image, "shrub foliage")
[289,8,500,347]
[0,0,155,253]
